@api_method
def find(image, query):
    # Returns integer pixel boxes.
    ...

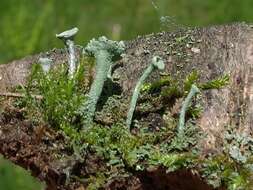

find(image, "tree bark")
[0,23,252,190]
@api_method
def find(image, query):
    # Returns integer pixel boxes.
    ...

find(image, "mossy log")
[0,23,252,190]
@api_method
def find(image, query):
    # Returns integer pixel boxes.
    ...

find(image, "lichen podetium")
[177,84,200,136]
[126,56,165,129]
[56,27,79,78]
[80,36,125,127]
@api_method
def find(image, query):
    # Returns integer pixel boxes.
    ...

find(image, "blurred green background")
[1,0,253,64]
[0,0,252,189]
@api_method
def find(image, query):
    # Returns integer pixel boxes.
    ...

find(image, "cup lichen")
[80,36,125,127]
[177,84,200,136]
[56,27,79,78]
[126,56,165,129]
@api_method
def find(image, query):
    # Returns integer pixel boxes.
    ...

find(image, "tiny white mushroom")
[56,27,79,78]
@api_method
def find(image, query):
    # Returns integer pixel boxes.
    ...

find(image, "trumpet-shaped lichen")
[177,84,200,136]
[56,27,79,78]
[126,56,165,129]
[80,36,125,127]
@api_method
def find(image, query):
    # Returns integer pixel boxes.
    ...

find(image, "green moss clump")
[21,61,87,130]
[184,70,199,93]
[161,84,182,99]
[199,74,230,90]
[141,76,171,93]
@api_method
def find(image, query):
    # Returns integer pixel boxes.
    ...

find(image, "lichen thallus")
[56,27,79,78]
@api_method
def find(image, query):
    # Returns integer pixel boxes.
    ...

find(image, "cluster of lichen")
[20,58,252,189]
[200,125,253,190]
[60,120,252,190]
[15,29,253,190]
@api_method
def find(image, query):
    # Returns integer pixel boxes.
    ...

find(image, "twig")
[0,92,43,100]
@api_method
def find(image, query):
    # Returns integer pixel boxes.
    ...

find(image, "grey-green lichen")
[126,56,165,129]
[177,84,199,136]
[56,27,79,78]
[80,36,125,127]
[38,57,53,73]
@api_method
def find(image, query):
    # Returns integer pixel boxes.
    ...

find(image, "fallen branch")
[0,23,253,190]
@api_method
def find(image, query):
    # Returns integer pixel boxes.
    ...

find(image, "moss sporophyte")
[80,36,125,127]
[126,56,165,129]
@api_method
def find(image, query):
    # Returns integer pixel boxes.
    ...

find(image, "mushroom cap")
[84,36,125,56]
[56,27,79,40]
[151,56,165,70]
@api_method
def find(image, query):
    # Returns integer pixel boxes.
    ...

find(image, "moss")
[86,173,107,190]
[161,84,182,99]
[149,151,197,172]
[199,74,230,90]
[95,95,128,125]
[184,70,199,93]
[141,71,229,119]
[201,155,253,190]
[20,62,87,129]
[141,76,171,93]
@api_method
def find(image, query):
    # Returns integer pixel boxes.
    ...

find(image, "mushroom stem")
[177,84,200,136]
[126,56,165,129]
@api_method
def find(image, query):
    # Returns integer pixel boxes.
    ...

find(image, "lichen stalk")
[177,84,200,136]
[66,39,76,78]
[56,27,79,79]
[126,56,165,129]
[82,50,112,125]
[80,36,125,127]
